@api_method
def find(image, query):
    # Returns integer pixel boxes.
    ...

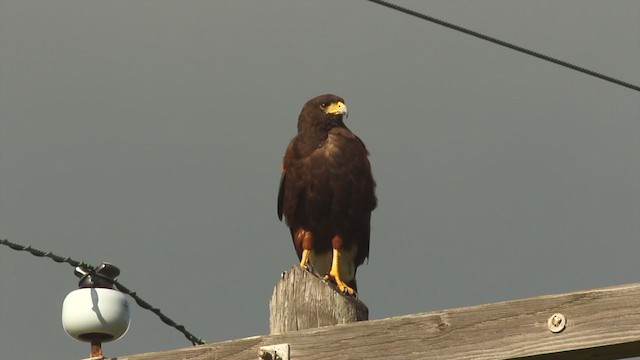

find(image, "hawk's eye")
[320,103,328,109]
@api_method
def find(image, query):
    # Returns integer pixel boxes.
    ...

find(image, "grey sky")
[1,1,638,359]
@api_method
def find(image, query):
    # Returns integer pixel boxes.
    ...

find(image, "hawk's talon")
[323,273,355,296]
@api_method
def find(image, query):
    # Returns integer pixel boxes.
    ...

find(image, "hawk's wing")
[277,141,295,221]
[277,168,286,221]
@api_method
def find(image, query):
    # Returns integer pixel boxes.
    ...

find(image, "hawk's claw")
[323,274,355,296]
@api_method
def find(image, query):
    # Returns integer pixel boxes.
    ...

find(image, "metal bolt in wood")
[548,313,566,333]
[259,344,289,360]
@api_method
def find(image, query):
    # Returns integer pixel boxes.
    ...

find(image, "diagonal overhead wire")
[366,0,640,92]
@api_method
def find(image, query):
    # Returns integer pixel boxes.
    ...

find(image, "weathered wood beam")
[116,282,640,360]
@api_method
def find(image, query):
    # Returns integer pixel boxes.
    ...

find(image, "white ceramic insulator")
[62,288,131,342]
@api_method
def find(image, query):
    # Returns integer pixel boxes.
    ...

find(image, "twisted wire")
[0,238,205,346]
[366,0,640,92]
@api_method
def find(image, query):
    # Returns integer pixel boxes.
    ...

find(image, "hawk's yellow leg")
[299,249,310,270]
[323,248,355,296]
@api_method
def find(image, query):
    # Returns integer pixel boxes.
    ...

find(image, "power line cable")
[0,238,205,346]
[366,0,640,92]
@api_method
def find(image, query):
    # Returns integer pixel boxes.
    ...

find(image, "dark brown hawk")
[277,94,377,295]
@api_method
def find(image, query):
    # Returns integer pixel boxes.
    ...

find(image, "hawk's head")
[297,94,348,133]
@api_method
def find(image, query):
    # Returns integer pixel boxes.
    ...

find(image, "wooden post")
[269,265,368,334]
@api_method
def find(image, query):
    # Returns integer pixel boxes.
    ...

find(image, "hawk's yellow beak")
[325,101,348,117]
